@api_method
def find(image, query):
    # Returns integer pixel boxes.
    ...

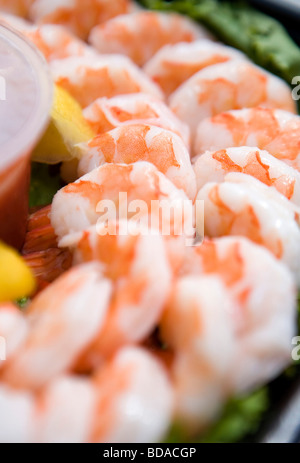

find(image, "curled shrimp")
[0,347,173,443]
[50,55,163,108]
[83,93,190,147]
[89,11,213,67]
[0,383,36,443]
[161,237,296,433]
[29,0,132,40]
[194,147,300,206]
[22,206,72,290]
[144,39,248,97]
[2,263,112,389]
[197,173,300,283]
[0,375,96,443]
[0,0,33,17]
[77,124,196,199]
[161,275,235,432]
[91,347,173,443]
[59,221,172,365]
[0,304,28,364]
[34,375,96,444]
[51,162,195,243]
[169,61,296,138]
[195,107,300,171]
[24,24,96,62]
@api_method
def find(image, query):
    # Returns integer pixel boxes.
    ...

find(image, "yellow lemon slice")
[32,84,95,164]
[0,242,36,303]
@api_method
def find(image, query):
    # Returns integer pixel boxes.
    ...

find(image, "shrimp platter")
[0,0,299,445]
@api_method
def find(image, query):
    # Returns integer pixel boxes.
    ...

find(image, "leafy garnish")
[165,388,269,443]
[29,163,62,208]
[138,0,300,84]
[16,297,30,310]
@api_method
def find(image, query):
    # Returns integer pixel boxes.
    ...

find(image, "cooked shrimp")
[91,347,173,443]
[195,107,300,171]
[51,162,195,242]
[77,124,196,199]
[144,40,248,97]
[161,276,235,432]
[83,93,190,147]
[0,348,173,443]
[34,375,96,443]
[24,24,96,62]
[22,206,72,289]
[0,0,33,17]
[59,221,172,364]
[2,263,112,389]
[169,61,296,138]
[194,147,300,206]
[0,384,36,443]
[50,55,164,108]
[197,173,300,283]
[89,11,213,67]
[162,237,296,431]
[0,375,97,443]
[0,304,28,364]
[29,0,132,40]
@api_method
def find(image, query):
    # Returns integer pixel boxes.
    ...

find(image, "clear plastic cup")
[0,24,53,249]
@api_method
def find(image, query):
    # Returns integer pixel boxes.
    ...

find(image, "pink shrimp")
[0,0,34,17]
[161,275,235,432]
[2,263,112,389]
[195,107,300,171]
[50,55,164,108]
[193,147,300,206]
[50,162,195,243]
[91,347,173,443]
[0,384,36,443]
[160,237,296,433]
[35,348,173,443]
[197,173,300,283]
[83,93,190,147]
[22,206,72,290]
[24,24,96,62]
[169,61,296,139]
[89,11,213,66]
[0,348,173,443]
[144,39,248,97]
[29,0,132,40]
[34,375,96,443]
[0,304,28,365]
[59,221,172,365]
[77,124,196,199]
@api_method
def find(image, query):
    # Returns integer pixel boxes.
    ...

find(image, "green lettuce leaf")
[29,163,62,208]
[138,0,300,84]
[165,388,269,443]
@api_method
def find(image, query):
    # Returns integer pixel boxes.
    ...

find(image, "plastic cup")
[0,24,53,249]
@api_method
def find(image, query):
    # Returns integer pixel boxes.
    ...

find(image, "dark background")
[248,0,300,45]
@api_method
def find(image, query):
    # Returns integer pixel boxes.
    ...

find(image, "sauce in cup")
[0,24,52,249]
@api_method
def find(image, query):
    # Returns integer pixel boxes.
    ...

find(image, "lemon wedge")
[32,84,95,164]
[0,242,36,303]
